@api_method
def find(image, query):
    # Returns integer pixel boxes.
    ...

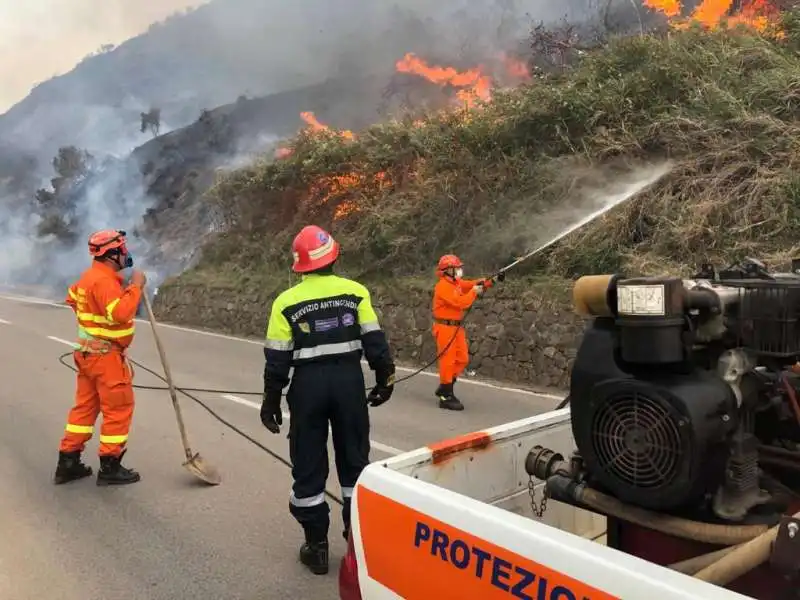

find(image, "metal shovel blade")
[182,452,221,485]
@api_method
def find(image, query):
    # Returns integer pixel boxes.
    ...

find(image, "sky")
[0,0,206,113]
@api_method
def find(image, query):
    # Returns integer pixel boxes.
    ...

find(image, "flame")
[395,52,493,108]
[300,111,355,140]
[642,0,681,17]
[725,0,781,30]
[334,200,359,219]
[500,53,531,82]
[692,0,734,26]
[644,0,781,32]
[275,147,293,159]
[307,171,391,220]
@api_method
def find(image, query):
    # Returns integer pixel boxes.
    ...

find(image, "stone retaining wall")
[153,278,587,390]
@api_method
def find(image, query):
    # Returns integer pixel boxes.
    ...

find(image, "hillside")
[175,7,800,297]
[0,0,663,296]
[0,0,609,167]
[3,71,459,293]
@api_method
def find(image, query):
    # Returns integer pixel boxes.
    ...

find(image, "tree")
[52,146,92,180]
[34,146,95,243]
[140,108,161,137]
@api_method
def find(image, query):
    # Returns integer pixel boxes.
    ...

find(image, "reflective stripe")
[308,238,335,260]
[77,311,115,325]
[78,324,135,339]
[68,289,78,301]
[105,298,120,322]
[290,491,326,508]
[360,321,381,334]
[341,486,354,498]
[99,434,128,444]
[265,339,294,351]
[65,424,94,434]
[292,340,362,360]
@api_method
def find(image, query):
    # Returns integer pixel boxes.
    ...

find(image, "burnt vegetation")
[188,8,800,289]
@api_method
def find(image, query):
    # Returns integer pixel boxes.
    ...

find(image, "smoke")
[215,131,284,172]
[469,158,674,272]
[0,0,642,295]
[0,156,161,298]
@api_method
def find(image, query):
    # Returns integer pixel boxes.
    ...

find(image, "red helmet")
[88,229,127,257]
[436,254,463,277]
[292,225,340,273]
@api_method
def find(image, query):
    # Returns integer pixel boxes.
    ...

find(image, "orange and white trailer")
[339,408,756,600]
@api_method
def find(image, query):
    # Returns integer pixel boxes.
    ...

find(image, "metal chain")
[527,474,548,518]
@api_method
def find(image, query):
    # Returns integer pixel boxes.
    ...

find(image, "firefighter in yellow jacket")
[260,225,396,575]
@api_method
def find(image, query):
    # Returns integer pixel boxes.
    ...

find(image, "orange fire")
[642,0,681,17]
[499,53,531,83]
[276,111,356,159]
[725,0,781,30]
[300,111,355,140]
[395,52,493,109]
[644,0,781,32]
[307,171,391,220]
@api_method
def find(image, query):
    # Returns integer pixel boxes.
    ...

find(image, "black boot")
[53,450,93,485]
[299,537,329,575]
[436,383,464,411]
[96,450,141,486]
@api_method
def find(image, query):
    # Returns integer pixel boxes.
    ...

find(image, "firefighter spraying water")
[428,161,672,412]
[50,162,673,588]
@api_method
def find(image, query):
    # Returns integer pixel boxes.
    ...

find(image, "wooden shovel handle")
[141,289,193,460]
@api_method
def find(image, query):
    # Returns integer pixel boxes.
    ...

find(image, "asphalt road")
[0,292,564,600]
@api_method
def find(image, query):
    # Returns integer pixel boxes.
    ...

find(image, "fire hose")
[56,281,491,505]
[56,256,549,505]
[55,190,653,498]
[58,228,585,400]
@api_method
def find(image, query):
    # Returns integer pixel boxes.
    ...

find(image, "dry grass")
[187,11,800,286]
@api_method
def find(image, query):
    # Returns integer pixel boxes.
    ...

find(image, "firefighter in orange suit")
[54,229,146,486]
[432,254,503,411]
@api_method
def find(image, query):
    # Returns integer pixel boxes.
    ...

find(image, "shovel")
[141,288,222,485]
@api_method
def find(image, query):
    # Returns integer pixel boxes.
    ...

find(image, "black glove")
[368,365,396,407]
[260,391,283,434]
[493,271,506,283]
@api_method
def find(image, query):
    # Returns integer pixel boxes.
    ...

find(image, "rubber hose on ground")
[576,487,769,546]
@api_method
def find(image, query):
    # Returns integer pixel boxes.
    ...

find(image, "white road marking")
[221,394,405,456]
[0,293,59,306]
[0,318,10,324]
[2,292,565,400]
[47,336,76,347]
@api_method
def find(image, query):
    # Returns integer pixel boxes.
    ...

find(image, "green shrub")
[195,12,800,286]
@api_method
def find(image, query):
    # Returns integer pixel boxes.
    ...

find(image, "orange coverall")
[431,277,492,385]
[59,261,142,458]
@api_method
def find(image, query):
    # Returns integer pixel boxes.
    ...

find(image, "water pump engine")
[564,258,800,523]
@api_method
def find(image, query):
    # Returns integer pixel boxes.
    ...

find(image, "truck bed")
[351,408,754,599]
[372,408,607,542]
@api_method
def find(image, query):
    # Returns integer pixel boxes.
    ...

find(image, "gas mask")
[114,249,133,269]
